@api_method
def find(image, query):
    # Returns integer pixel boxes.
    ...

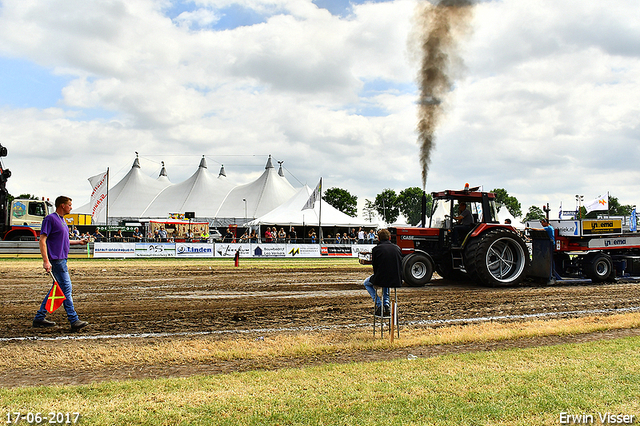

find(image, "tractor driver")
[452,202,474,246]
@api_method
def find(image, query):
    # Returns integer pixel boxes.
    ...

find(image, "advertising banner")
[214,243,252,258]
[588,236,640,250]
[94,242,136,258]
[135,243,176,257]
[320,245,354,257]
[176,242,214,258]
[582,219,622,236]
[91,242,366,258]
[252,244,287,257]
[285,244,321,257]
[550,220,580,237]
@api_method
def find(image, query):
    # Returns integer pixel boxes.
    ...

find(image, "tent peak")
[133,153,140,169]
[159,161,168,177]
[265,155,274,169]
[277,160,284,177]
[199,155,207,169]
[219,165,226,177]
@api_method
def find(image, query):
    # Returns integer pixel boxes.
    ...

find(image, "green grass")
[2,336,639,425]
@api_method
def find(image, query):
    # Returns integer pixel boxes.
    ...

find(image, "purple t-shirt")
[41,213,70,260]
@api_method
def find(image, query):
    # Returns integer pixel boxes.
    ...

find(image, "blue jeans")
[35,259,80,324]
[364,275,389,307]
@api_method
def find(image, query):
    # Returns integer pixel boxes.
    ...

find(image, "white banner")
[176,242,214,257]
[135,243,176,257]
[94,242,135,258]
[214,243,252,257]
[285,244,321,257]
[91,242,362,258]
[88,170,108,222]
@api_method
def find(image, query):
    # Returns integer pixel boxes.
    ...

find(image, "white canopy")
[246,185,372,228]
[215,156,297,220]
[75,156,172,222]
[141,156,234,218]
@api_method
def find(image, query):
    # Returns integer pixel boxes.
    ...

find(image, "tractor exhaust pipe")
[421,191,427,227]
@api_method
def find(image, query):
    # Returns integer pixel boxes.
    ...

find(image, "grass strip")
[1,336,639,425]
[2,313,640,372]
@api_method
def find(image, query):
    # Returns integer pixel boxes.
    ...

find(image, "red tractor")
[390,187,530,287]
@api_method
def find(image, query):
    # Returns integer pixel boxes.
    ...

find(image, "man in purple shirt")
[33,196,89,331]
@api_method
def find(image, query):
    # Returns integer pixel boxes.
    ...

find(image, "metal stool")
[373,286,399,341]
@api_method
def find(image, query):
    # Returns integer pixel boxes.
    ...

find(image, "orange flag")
[46,272,66,313]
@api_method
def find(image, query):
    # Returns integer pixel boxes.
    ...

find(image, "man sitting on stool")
[363,229,403,316]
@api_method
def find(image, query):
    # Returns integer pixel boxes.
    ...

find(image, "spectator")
[362,229,402,317]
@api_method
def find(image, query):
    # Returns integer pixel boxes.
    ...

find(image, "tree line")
[323,186,635,225]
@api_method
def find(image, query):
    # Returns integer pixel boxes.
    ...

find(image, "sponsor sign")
[582,219,622,236]
[94,242,136,258]
[215,243,252,257]
[550,220,580,237]
[252,244,287,257]
[135,243,176,257]
[285,244,321,257]
[320,245,354,256]
[176,243,214,258]
[588,236,640,250]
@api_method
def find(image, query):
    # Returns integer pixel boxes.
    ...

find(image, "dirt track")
[3,259,640,339]
[2,258,640,387]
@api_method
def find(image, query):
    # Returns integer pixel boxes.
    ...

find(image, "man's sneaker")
[374,305,382,316]
[383,305,391,317]
[33,318,56,328]
[70,320,89,331]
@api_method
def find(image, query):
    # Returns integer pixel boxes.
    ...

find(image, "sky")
[0,0,638,222]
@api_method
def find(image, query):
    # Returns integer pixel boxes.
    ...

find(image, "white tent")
[156,161,171,186]
[246,185,371,228]
[75,156,172,223]
[215,155,297,221]
[141,156,234,218]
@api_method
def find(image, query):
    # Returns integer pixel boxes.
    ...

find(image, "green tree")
[363,199,377,223]
[523,205,546,222]
[491,188,522,218]
[374,189,400,224]
[323,187,357,217]
[398,187,432,226]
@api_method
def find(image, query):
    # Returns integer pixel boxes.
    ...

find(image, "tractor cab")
[429,189,500,247]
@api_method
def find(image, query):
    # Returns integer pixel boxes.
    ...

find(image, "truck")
[0,144,55,241]
[550,217,640,282]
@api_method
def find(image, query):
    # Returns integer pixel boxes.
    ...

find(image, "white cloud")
[0,0,638,220]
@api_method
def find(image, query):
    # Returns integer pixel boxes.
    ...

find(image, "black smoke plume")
[416,0,474,189]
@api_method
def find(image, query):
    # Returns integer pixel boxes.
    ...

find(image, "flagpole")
[319,177,323,243]
[106,167,110,227]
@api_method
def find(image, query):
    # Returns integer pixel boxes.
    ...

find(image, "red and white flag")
[88,169,108,222]
[46,272,66,313]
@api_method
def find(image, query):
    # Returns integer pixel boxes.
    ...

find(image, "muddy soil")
[2,259,640,387]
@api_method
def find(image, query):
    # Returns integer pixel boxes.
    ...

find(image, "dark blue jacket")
[371,240,403,288]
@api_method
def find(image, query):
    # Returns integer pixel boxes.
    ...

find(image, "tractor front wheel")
[402,253,434,287]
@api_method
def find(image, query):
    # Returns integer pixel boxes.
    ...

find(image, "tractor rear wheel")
[464,228,529,287]
[402,253,434,287]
